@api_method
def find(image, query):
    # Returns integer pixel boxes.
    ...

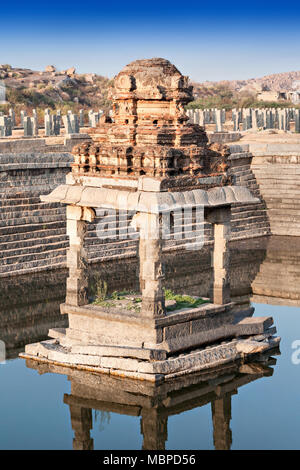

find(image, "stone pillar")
[243,108,252,130]
[215,109,223,132]
[262,109,267,129]
[207,206,231,305]
[269,109,275,129]
[0,116,12,136]
[211,395,232,450]
[69,404,94,450]
[221,109,226,124]
[286,109,290,131]
[9,108,15,128]
[232,108,240,132]
[70,114,79,133]
[57,109,61,127]
[88,110,93,126]
[66,205,90,306]
[252,109,258,130]
[23,116,33,136]
[79,109,84,127]
[295,109,300,133]
[279,108,287,131]
[20,110,27,128]
[199,109,204,127]
[141,408,168,450]
[133,212,165,318]
[32,110,39,136]
[63,114,73,134]
[232,108,236,131]
[53,114,60,135]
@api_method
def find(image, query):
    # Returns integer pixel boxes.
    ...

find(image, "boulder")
[45,65,56,73]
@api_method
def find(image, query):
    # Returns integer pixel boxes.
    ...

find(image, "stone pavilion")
[21,59,280,382]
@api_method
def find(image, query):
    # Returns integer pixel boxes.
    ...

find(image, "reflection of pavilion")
[25,350,278,450]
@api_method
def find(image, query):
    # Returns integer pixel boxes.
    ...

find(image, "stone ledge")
[41,185,259,212]
[60,301,233,329]
[20,334,280,382]
[48,328,167,360]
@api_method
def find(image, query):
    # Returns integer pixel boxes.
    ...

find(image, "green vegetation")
[164,289,208,311]
[92,277,108,304]
[0,69,113,122]
[6,87,56,107]
[110,290,140,300]
[90,280,208,313]
[92,288,142,313]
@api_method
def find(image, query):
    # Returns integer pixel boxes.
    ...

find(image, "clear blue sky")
[1,0,300,82]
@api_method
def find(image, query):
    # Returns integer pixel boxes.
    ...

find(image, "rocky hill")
[193,70,300,95]
[0,64,113,113]
[1,63,300,114]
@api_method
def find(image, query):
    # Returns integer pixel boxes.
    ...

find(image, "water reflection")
[0,270,68,359]
[0,234,296,449]
[25,351,278,450]
[251,236,300,306]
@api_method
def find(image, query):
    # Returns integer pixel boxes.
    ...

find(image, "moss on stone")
[164,289,208,311]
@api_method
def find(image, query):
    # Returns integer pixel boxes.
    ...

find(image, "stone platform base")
[20,330,280,383]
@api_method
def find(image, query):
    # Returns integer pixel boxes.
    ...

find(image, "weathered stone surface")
[164,322,190,340]
[236,340,270,354]
[71,344,167,360]
[235,316,273,335]
[22,334,280,381]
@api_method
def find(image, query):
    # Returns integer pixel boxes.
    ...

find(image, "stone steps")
[0,220,66,236]
[251,160,300,236]
[0,246,67,266]
[0,196,42,207]
[268,221,300,231]
[0,254,67,276]
[254,183,300,191]
[0,226,66,244]
[0,213,66,228]
[86,240,138,253]
[267,209,300,218]
[0,207,65,220]
[0,239,68,259]
[266,202,300,209]
[252,165,300,173]
[1,233,66,251]
[0,155,70,276]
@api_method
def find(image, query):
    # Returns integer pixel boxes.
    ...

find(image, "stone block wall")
[0,153,71,277]
[228,144,271,240]
[251,153,300,236]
